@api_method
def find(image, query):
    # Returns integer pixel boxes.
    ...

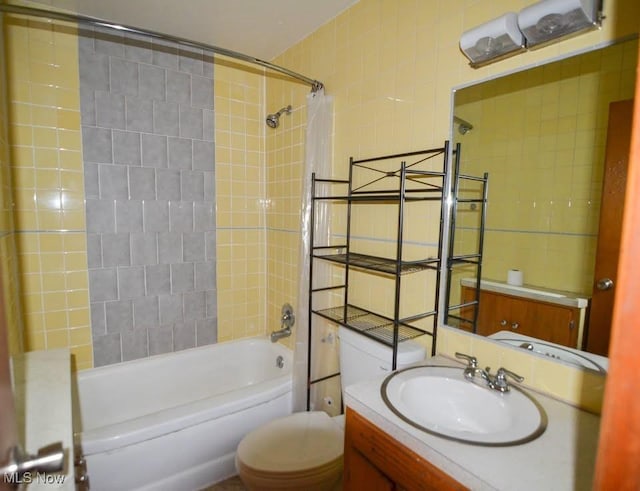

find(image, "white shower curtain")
[292,89,333,412]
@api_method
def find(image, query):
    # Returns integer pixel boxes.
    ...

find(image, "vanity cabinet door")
[461,287,509,336]
[462,287,579,347]
[346,444,395,491]
[461,287,523,336]
[344,409,469,491]
[513,296,577,347]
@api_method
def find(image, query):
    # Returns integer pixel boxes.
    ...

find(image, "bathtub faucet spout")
[270,326,291,342]
[271,303,295,342]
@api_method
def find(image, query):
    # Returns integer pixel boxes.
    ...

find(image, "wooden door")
[461,288,505,336]
[345,409,469,491]
[464,288,578,346]
[593,49,640,489]
[466,289,518,337]
[511,297,577,347]
[586,99,634,355]
[502,295,537,338]
[344,446,395,491]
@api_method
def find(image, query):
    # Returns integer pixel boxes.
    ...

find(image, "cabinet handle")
[511,322,519,330]
[500,319,508,326]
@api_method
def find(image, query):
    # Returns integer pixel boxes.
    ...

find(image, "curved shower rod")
[0,3,325,92]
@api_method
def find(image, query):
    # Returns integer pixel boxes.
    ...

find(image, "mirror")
[445,37,638,370]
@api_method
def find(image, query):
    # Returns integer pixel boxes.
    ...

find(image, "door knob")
[0,442,65,487]
[596,278,614,291]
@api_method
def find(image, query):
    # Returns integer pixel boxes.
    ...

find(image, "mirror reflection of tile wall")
[451,39,638,304]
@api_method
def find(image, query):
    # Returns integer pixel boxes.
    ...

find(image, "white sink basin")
[381,366,547,446]
[490,335,608,373]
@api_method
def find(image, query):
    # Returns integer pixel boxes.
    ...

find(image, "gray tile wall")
[79,28,218,367]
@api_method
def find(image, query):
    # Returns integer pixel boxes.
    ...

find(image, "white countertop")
[11,349,75,490]
[461,278,589,308]
[344,356,600,491]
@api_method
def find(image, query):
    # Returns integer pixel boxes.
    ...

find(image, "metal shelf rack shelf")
[306,143,460,410]
[443,151,489,333]
[311,251,439,275]
[314,304,434,345]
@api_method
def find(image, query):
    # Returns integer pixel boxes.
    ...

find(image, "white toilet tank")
[338,326,426,391]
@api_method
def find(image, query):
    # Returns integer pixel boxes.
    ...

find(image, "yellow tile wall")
[267,0,638,408]
[453,40,638,296]
[214,59,267,341]
[5,15,92,370]
[0,15,24,357]
[265,101,306,349]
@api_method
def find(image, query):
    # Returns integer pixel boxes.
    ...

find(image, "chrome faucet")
[270,303,295,342]
[483,367,524,393]
[455,352,524,392]
[455,352,488,381]
[270,326,291,342]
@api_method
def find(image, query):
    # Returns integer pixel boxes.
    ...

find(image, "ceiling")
[23,0,359,60]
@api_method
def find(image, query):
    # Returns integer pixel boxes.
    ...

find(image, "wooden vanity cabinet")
[461,286,579,348]
[344,409,469,491]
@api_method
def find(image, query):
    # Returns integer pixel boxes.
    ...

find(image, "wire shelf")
[314,252,439,275]
[306,144,454,410]
[314,304,428,346]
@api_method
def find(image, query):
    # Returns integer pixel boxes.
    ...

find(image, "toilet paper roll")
[507,269,524,286]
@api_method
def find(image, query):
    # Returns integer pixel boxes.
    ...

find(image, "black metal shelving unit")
[443,146,489,333]
[306,143,456,410]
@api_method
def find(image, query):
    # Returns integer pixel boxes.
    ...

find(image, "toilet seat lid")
[237,411,343,473]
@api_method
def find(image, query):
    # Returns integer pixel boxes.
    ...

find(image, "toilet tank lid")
[338,326,426,365]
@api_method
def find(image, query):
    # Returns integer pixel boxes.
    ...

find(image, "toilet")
[235,326,426,490]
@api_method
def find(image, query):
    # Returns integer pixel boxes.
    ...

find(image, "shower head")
[453,115,474,135]
[265,114,279,129]
[266,105,292,128]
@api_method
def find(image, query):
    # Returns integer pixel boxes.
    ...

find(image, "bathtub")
[73,337,293,491]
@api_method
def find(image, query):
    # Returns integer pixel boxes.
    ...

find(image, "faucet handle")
[497,367,524,383]
[455,352,478,368]
[488,367,524,392]
[281,303,295,329]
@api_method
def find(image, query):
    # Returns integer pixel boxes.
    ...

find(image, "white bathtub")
[73,337,293,491]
